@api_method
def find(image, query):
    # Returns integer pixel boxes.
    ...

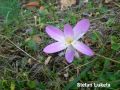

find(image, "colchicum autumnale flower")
[43,19,94,63]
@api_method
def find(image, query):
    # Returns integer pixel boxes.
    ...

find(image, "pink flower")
[43,19,94,63]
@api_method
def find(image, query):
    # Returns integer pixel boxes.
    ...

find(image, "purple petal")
[73,41,94,56]
[73,19,90,40]
[43,42,66,53]
[46,25,64,41]
[65,47,75,63]
[64,24,73,38]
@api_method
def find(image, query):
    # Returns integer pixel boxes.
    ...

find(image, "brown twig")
[95,53,120,64]
[0,34,38,61]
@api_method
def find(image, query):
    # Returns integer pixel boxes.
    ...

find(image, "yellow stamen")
[66,37,73,45]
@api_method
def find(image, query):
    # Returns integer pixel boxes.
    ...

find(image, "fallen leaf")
[84,37,95,46]
[32,35,41,44]
[28,58,39,65]
[44,56,52,65]
[83,0,88,3]
[104,0,112,3]
[28,58,33,65]
[60,0,76,10]
[25,37,31,42]
[24,1,39,8]
[39,6,45,11]
[64,72,69,78]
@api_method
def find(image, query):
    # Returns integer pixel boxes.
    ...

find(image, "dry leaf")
[39,6,45,11]
[44,56,52,65]
[28,58,39,65]
[24,1,39,8]
[25,37,31,42]
[84,38,94,46]
[28,58,33,65]
[60,0,76,10]
[64,72,69,78]
[25,35,41,44]
[32,35,41,44]
[104,0,112,3]
[83,0,88,3]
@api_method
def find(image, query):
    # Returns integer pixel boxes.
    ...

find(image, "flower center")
[65,37,73,45]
